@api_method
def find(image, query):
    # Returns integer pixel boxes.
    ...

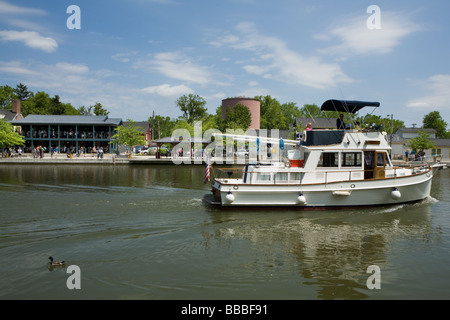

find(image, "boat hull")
[212,170,434,208]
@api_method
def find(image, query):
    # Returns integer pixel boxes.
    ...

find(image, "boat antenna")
[304,104,317,124]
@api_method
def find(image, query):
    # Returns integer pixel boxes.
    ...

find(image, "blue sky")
[1,0,449,127]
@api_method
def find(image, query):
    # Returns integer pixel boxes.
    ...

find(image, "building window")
[431,148,442,157]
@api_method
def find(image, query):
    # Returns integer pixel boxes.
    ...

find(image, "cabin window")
[275,172,289,182]
[290,172,302,181]
[318,152,339,167]
[376,153,386,167]
[342,152,362,167]
[257,173,272,182]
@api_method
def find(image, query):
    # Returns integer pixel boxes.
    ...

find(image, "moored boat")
[207,100,446,209]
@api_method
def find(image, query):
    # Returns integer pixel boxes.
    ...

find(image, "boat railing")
[213,163,431,185]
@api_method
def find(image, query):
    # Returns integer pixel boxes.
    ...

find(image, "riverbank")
[0,153,170,165]
[0,153,216,165]
[1,153,448,166]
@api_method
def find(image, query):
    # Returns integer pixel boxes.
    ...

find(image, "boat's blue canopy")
[321,100,380,113]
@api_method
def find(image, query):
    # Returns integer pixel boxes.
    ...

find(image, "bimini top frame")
[321,100,380,114]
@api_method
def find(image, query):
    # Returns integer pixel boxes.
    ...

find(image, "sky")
[1,0,449,127]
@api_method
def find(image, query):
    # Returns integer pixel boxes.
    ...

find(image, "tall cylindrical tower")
[221,97,260,130]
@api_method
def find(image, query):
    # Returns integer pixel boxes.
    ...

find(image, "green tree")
[149,114,176,139]
[280,102,301,127]
[176,94,207,125]
[356,114,404,133]
[299,104,324,118]
[77,106,91,115]
[48,95,65,115]
[409,130,435,152]
[255,95,288,130]
[63,103,80,115]
[13,83,30,101]
[91,102,110,116]
[0,85,15,109]
[423,111,448,138]
[200,113,218,134]
[21,91,51,116]
[222,103,252,131]
[0,119,25,152]
[110,120,145,154]
[172,119,194,136]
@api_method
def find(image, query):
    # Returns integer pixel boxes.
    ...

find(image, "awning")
[320,100,380,113]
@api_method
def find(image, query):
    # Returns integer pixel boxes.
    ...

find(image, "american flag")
[204,152,211,184]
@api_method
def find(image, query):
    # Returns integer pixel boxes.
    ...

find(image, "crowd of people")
[23,129,110,140]
[1,145,108,159]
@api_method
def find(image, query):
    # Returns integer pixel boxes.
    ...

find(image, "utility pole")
[387,114,393,158]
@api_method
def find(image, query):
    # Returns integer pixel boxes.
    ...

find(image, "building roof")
[0,110,21,121]
[124,121,150,132]
[433,139,450,147]
[12,114,122,126]
[395,127,437,134]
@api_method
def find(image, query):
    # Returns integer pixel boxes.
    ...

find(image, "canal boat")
[207,100,446,208]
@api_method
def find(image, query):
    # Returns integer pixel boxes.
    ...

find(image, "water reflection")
[205,200,435,299]
[0,164,208,191]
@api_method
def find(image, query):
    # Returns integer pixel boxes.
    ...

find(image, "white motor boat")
[207,100,446,209]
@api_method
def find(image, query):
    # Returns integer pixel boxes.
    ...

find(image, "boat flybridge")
[208,100,446,208]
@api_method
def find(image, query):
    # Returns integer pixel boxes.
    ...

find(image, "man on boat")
[336,114,345,129]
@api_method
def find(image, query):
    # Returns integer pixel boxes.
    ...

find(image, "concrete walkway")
[0,153,206,165]
[2,154,448,166]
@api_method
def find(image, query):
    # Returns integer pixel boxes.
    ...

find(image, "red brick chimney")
[12,99,22,120]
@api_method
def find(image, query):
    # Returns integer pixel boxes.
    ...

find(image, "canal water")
[0,164,449,300]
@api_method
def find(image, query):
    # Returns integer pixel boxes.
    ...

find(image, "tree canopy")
[423,111,448,138]
[409,130,435,151]
[216,103,252,131]
[0,119,25,148]
[110,120,145,153]
[1,84,110,117]
[2,83,450,145]
[176,94,207,125]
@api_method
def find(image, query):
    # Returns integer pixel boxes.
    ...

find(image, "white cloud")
[149,52,213,84]
[0,60,97,94]
[316,11,422,60]
[112,51,138,63]
[141,84,194,97]
[0,30,58,52]
[407,74,450,110]
[217,22,352,90]
[0,60,38,75]
[0,1,46,16]
[0,1,49,31]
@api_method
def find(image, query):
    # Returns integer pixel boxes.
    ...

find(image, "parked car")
[235,149,249,157]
